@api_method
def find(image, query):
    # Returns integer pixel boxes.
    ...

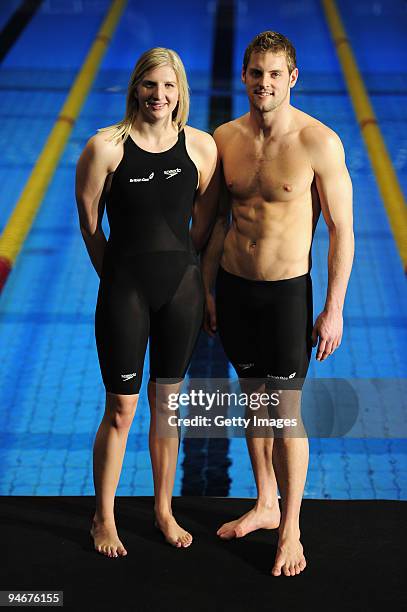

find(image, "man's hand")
[311,309,343,361]
[203,294,217,337]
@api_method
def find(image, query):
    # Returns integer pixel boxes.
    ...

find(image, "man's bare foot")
[155,513,193,548]
[217,501,281,540]
[90,517,128,558]
[271,529,306,576]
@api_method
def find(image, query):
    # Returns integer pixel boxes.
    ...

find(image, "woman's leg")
[147,380,189,547]
[91,391,139,557]
[148,264,204,547]
[92,266,149,557]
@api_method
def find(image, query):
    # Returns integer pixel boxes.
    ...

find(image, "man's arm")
[189,132,220,253]
[307,126,354,360]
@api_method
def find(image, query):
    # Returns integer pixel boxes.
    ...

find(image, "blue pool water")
[0,0,405,499]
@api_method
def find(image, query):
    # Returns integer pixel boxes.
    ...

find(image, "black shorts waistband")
[217,265,311,287]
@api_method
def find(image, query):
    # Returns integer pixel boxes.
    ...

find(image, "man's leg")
[217,380,281,538]
[272,438,308,575]
[270,389,308,576]
[216,268,281,538]
[263,273,312,576]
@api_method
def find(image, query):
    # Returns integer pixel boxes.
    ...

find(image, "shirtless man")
[202,31,354,576]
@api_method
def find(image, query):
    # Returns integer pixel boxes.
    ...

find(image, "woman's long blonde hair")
[98,47,190,144]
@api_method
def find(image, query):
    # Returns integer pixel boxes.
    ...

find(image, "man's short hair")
[243,31,297,75]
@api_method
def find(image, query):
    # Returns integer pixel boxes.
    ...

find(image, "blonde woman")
[75,47,218,557]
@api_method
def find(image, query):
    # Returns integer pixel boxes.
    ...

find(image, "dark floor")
[2,496,406,611]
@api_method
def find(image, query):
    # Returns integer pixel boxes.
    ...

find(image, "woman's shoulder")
[84,127,123,170]
[184,125,217,158]
[88,127,123,152]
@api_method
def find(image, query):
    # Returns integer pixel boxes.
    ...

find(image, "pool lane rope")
[321,0,407,273]
[0,0,128,292]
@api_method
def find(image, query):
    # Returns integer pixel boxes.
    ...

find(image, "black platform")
[2,496,405,610]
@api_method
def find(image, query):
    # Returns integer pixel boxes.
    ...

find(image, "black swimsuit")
[216,266,313,390]
[95,129,204,394]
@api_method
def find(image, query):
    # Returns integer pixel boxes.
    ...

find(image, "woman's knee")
[104,392,139,429]
[147,379,183,411]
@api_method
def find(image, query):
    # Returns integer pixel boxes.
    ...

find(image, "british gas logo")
[129,172,154,182]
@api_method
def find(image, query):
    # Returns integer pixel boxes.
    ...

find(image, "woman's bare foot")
[90,516,128,558]
[155,513,193,548]
[271,529,306,576]
[217,501,281,539]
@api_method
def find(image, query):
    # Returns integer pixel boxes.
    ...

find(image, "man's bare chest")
[223,139,314,202]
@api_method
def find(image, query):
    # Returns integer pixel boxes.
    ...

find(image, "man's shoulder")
[213,116,246,147]
[296,110,342,151]
[294,109,345,170]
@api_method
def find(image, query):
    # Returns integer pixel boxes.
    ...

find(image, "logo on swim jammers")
[121,372,137,380]
[238,363,254,370]
[129,172,154,182]
[163,168,182,179]
[267,372,296,380]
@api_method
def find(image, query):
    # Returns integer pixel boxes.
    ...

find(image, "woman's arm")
[186,128,220,253]
[75,133,121,277]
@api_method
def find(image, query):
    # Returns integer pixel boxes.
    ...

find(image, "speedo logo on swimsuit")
[129,172,154,182]
[121,372,137,381]
[267,372,296,380]
[163,168,181,179]
[238,363,254,370]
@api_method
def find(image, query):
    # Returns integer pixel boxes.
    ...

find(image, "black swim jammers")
[215,266,313,390]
